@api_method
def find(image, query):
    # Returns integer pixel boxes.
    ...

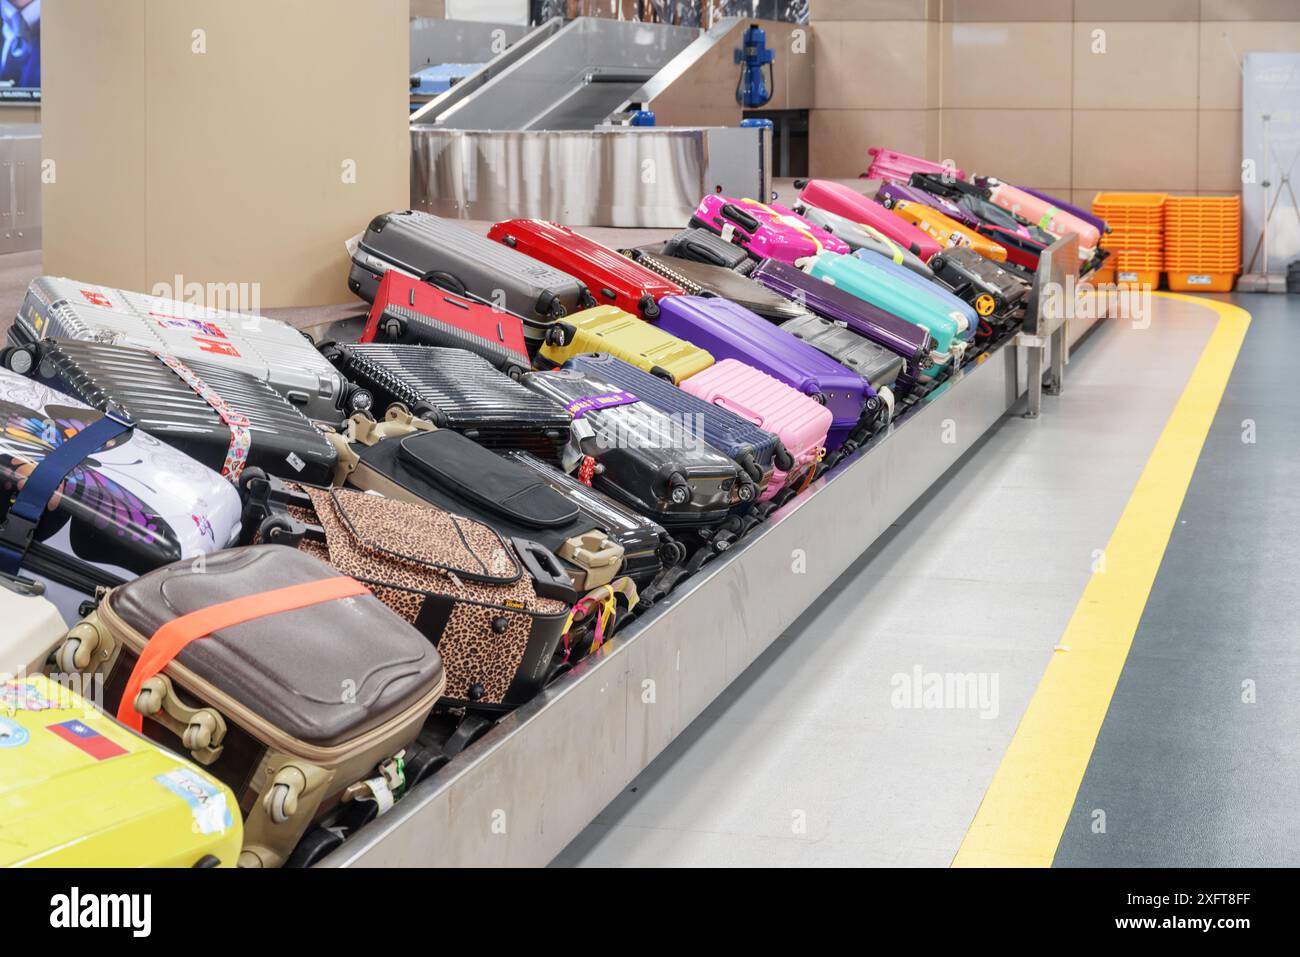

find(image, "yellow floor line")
[952,294,1251,868]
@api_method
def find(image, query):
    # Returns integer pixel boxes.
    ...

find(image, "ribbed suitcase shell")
[627,249,811,322]
[539,306,713,385]
[360,269,531,379]
[487,219,682,320]
[794,179,942,262]
[561,352,782,501]
[14,277,350,423]
[663,227,756,272]
[806,253,967,360]
[520,368,743,529]
[778,314,905,392]
[654,295,870,451]
[348,210,590,326]
[865,147,966,184]
[749,258,935,385]
[792,203,935,279]
[691,195,849,264]
[18,339,338,485]
[885,199,1008,262]
[854,249,979,333]
[928,247,1028,322]
[680,360,831,498]
[327,343,572,462]
[0,674,244,868]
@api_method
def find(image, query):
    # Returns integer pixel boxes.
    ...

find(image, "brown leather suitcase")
[54,545,444,868]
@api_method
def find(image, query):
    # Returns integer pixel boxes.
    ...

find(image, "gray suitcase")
[11,277,359,424]
[348,211,592,339]
[778,312,905,393]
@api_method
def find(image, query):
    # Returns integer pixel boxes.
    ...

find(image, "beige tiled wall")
[808,0,1300,199]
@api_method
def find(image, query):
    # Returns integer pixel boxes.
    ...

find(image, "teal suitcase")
[803,253,971,368]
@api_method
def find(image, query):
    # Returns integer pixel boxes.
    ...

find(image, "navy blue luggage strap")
[0,411,133,575]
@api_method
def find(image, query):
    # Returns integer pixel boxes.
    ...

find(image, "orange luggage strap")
[116,576,370,732]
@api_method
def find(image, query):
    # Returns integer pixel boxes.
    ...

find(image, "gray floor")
[1055,293,1300,867]
[555,295,1226,867]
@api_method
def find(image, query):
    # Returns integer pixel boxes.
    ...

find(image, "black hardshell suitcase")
[7,338,341,485]
[561,352,788,499]
[348,210,592,330]
[928,247,1029,327]
[520,368,744,531]
[777,314,906,394]
[323,343,572,463]
[662,228,756,274]
[347,428,682,591]
[624,248,810,323]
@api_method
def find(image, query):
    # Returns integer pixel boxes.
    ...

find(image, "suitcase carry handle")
[511,537,580,605]
[708,393,766,429]
[719,203,761,234]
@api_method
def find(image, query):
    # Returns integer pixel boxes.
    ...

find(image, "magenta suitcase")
[655,295,873,451]
[865,147,966,185]
[680,359,831,501]
[690,195,849,264]
[794,179,943,263]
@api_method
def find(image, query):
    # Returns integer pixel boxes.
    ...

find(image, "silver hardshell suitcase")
[348,211,592,335]
[778,313,905,393]
[11,277,358,424]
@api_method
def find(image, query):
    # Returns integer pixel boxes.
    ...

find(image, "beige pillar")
[42,0,409,308]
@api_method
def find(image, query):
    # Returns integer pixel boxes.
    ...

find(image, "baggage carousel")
[313,241,1104,867]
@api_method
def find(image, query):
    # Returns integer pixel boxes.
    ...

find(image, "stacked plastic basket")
[1163,195,1242,292]
[1091,192,1167,288]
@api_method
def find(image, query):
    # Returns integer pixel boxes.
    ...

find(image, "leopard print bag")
[275,485,571,711]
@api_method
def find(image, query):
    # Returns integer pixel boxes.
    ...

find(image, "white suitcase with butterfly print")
[0,368,242,624]
[11,276,353,423]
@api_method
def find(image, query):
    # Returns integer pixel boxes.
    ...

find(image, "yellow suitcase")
[541,305,713,384]
[888,199,1008,263]
[0,674,243,868]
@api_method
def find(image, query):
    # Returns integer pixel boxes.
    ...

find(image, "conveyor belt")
[316,286,1105,868]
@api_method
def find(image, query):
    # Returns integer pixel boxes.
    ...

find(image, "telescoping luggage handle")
[0,409,134,577]
[116,575,371,733]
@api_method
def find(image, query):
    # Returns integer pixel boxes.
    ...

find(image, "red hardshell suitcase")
[359,270,532,379]
[488,220,683,321]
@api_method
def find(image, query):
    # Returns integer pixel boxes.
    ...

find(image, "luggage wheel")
[257,514,304,547]
[380,316,405,340]
[658,539,688,568]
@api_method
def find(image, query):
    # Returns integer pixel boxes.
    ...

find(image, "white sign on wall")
[1242,53,1300,275]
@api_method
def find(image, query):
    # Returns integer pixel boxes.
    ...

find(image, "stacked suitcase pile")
[2,151,1108,868]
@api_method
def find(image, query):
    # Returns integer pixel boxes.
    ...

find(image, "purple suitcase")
[654,295,873,450]
[877,182,983,231]
[749,259,936,393]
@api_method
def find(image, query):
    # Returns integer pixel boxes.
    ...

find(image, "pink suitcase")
[794,179,943,263]
[691,195,850,265]
[982,181,1100,255]
[865,147,966,185]
[679,359,832,501]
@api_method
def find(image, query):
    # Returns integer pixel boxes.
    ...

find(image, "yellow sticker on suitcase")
[0,675,243,868]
